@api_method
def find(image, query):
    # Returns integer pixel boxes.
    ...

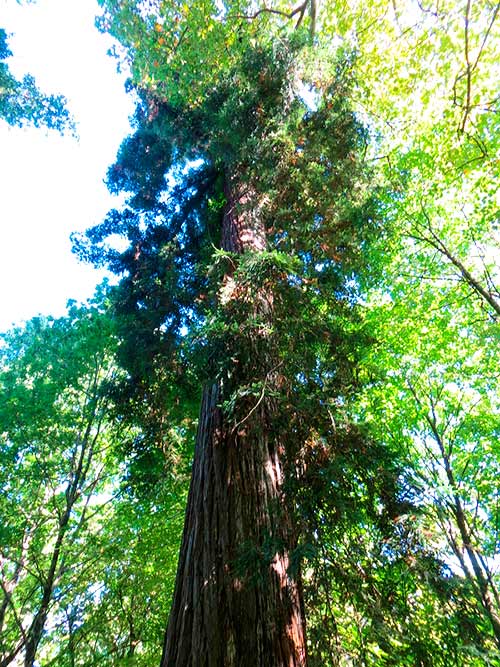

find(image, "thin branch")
[0,579,27,645]
[456,1,500,132]
[231,361,283,435]
[472,1,500,72]
[234,1,308,22]
[460,0,472,133]
[0,640,25,667]
[412,205,500,317]
[308,0,317,38]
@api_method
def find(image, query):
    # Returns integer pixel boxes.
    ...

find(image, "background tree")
[1,0,498,665]
[0,26,71,131]
[0,295,124,667]
[345,0,500,657]
[0,296,193,667]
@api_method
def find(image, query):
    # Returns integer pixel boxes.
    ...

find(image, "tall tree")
[0,297,121,667]
[73,0,499,664]
[75,2,378,664]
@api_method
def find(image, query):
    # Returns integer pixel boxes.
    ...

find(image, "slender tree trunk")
[443,469,500,646]
[161,178,307,667]
[23,519,68,667]
[24,430,95,667]
[426,411,500,648]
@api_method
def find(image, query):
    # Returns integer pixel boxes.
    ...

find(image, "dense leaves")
[0,296,189,667]
[1,0,499,665]
[89,0,499,662]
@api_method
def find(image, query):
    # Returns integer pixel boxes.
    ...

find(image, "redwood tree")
[75,3,378,665]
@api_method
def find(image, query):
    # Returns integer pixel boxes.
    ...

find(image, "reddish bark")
[161,178,307,666]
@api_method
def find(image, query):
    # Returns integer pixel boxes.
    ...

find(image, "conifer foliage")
[75,27,382,664]
[1,1,499,665]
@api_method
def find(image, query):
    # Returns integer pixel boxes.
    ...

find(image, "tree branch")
[410,206,500,317]
[460,0,472,134]
[234,1,308,23]
[0,579,27,646]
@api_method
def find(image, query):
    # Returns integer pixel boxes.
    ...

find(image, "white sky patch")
[296,80,318,111]
[0,0,134,331]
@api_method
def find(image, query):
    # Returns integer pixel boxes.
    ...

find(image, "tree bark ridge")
[161,178,307,666]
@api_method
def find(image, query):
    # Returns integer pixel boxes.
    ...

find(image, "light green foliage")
[0,293,188,666]
[2,0,498,663]
[88,0,500,662]
[42,481,187,667]
[326,0,500,655]
[318,0,500,320]
[0,297,118,665]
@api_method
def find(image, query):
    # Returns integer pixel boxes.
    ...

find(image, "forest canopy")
[1,1,499,666]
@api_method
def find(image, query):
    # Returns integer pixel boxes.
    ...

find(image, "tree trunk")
[426,411,500,648]
[24,520,67,667]
[161,178,307,667]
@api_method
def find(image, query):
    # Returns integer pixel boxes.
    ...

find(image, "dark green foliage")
[72,43,431,663]
[70,34,497,665]
[106,125,173,209]
[73,42,375,423]
[0,28,11,60]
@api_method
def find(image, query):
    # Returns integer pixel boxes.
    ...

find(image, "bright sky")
[0,0,135,332]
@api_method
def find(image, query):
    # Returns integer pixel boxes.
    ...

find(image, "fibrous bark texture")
[161,178,307,667]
